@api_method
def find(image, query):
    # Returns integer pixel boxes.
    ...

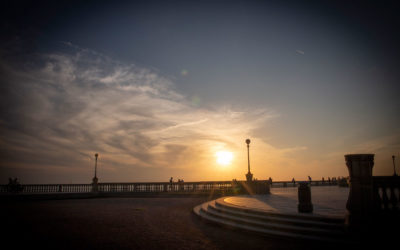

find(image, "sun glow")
[216,151,233,165]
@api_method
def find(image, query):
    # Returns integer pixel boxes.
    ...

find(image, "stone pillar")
[298,182,313,213]
[344,154,374,227]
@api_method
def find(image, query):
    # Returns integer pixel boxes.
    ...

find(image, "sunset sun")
[216,151,233,165]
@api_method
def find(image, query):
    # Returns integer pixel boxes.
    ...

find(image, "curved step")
[193,200,349,242]
[215,198,345,224]
[194,202,330,241]
[203,202,345,238]
[208,201,345,231]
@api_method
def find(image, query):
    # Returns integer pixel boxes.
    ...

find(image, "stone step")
[215,198,345,224]
[203,202,345,239]
[193,202,345,242]
[208,201,345,231]
[193,200,349,242]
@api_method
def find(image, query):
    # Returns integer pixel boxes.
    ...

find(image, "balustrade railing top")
[0,180,270,195]
[270,180,340,188]
[0,179,340,195]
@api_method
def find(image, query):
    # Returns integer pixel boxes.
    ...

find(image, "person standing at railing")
[180,179,184,191]
[7,178,23,193]
[169,177,173,191]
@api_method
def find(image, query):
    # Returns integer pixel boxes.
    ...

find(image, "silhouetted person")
[308,176,312,182]
[268,177,273,184]
[8,178,16,185]
[7,177,22,193]
[292,178,295,183]
[178,179,184,191]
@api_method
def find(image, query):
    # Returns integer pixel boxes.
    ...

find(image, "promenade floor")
[1,187,394,250]
[2,196,347,250]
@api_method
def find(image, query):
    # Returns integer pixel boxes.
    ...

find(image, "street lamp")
[245,139,253,182]
[93,153,99,184]
[393,155,397,176]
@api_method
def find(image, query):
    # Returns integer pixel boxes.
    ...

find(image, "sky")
[1,0,399,184]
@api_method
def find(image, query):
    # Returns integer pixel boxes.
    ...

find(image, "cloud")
[296,50,305,55]
[0,46,280,183]
[350,133,400,153]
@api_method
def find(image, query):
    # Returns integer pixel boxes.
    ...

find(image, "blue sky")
[1,0,399,183]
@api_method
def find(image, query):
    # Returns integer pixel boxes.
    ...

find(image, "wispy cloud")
[0,46,281,183]
[296,50,305,55]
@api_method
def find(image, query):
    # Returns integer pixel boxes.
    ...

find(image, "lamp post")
[393,155,397,176]
[245,139,253,182]
[93,153,99,184]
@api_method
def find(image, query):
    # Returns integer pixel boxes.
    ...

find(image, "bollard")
[298,182,313,213]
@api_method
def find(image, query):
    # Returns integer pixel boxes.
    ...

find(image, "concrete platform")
[224,186,349,218]
[193,186,350,241]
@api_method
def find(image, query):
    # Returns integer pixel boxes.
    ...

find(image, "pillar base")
[92,177,99,192]
[298,204,313,213]
[245,172,253,182]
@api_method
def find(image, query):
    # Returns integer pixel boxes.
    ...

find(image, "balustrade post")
[389,186,398,210]
[345,154,374,228]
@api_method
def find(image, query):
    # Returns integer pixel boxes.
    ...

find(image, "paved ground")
[224,186,349,218]
[2,196,351,250]
[1,188,395,250]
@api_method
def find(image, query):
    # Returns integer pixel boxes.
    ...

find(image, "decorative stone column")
[298,182,313,213]
[344,154,374,227]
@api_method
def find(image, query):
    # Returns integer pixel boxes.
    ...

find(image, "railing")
[98,181,235,193]
[373,176,400,212]
[0,179,344,195]
[0,184,92,193]
[270,180,340,188]
[0,180,268,195]
[0,179,343,195]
